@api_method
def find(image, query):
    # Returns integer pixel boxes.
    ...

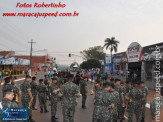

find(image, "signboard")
[1,108,28,121]
[105,54,111,64]
[126,42,143,62]
[141,42,163,61]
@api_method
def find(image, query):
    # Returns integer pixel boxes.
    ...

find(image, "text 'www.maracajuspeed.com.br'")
[2,11,76,18]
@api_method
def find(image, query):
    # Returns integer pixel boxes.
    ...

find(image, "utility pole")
[28,39,36,75]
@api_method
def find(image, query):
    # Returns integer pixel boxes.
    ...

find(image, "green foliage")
[80,46,105,60]
[80,59,101,70]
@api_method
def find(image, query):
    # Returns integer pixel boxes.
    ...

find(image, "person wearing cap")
[0,88,18,122]
[124,78,133,113]
[50,78,60,122]
[114,78,125,121]
[140,81,148,122]
[20,75,35,122]
[37,79,49,113]
[150,87,163,121]
[44,75,51,100]
[30,77,38,110]
[2,77,20,104]
[109,82,120,122]
[126,81,144,122]
[95,82,113,122]
[58,74,80,122]
[80,76,88,109]
[120,82,126,122]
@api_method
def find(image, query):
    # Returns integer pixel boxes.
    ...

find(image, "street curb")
[1,78,25,85]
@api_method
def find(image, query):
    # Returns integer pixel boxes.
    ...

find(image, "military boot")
[44,108,49,113]
[40,108,43,113]
[51,116,58,122]
[28,116,35,122]
[141,117,145,122]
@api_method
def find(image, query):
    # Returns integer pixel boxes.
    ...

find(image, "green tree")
[103,37,119,55]
[80,46,105,60]
[80,59,101,70]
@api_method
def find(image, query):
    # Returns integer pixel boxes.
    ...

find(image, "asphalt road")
[0,72,159,122]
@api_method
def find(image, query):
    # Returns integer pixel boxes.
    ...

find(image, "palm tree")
[103,37,119,55]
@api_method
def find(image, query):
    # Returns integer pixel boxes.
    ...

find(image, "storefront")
[113,42,163,82]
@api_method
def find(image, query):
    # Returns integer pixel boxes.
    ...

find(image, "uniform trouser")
[38,96,47,109]
[128,106,142,122]
[62,105,75,122]
[51,100,57,116]
[141,103,146,118]
[32,95,36,108]
[118,104,124,120]
[21,98,32,118]
[82,94,87,107]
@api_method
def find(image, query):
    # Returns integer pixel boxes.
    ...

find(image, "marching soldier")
[109,82,120,122]
[80,76,88,109]
[150,87,163,121]
[125,79,133,113]
[140,81,148,122]
[126,82,144,122]
[50,78,60,122]
[58,74,80,122]
[37,79,49,113]
[2,77,20,104]
[20,75,35,122]
[120,82,126,122]
[44,75,51,100]
[114,79,125,121]
[30,76,38,110]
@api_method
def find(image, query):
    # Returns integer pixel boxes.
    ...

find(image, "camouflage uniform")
[59,81,80,122]
[0,98,18,122]
[37,83,47,111]
[80,80,87,108]
[93,88,103,122]
[2,84,19,103]
[114,85,124,120]
[150,96,163,120]
[44,78,50,100]
[20,81,32,117]
[101,89,112,122]
[50,83,59,117]
[125,84,133,112]
[126,87,144,122]
[141,86,148,120]
[109,89,120,122]
[30,81,37,108]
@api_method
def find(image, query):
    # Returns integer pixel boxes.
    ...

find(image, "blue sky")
[0,0,163,65]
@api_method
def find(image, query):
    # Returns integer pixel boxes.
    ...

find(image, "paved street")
[0,72,160,122]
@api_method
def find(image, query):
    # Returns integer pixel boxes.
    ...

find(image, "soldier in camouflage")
[140,81,148,122]
[2,77,20,104]
[126,82,144,122]
[30,77,38,110]
[114,79,125,122]
[58,74,80,122]
[150,87,163,121]
[44,75,51,100]
[50,78,60,122]
[0,88,18,122]
[109,82,120,122]
[80,76,88,109]
[125,79,133,113]
[37,79,49,113]
[20,75,35,122]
